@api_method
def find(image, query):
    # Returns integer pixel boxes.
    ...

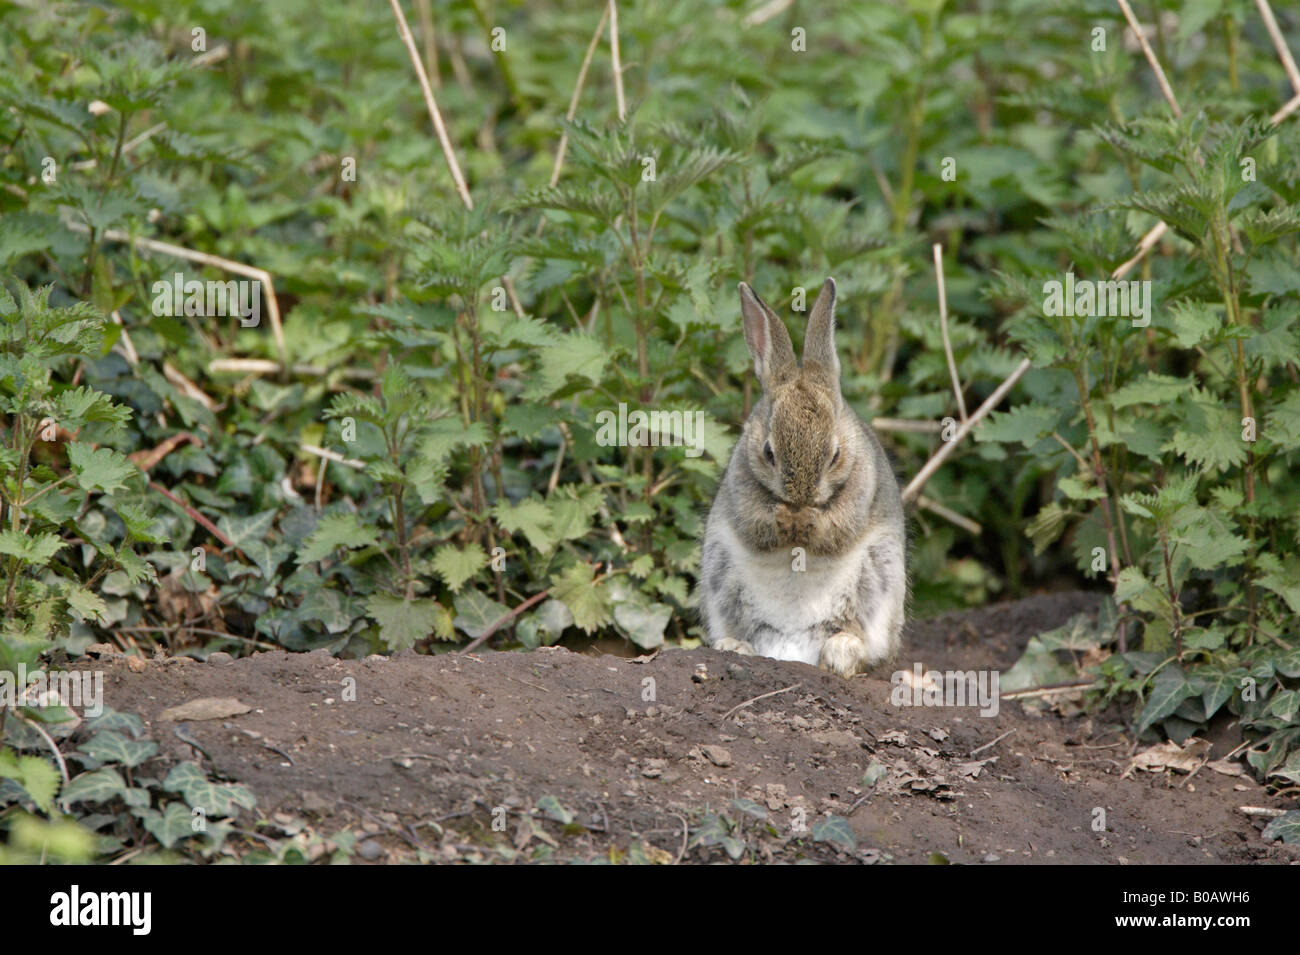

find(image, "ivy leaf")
[60,768,127,805]
[142,802,195,849]
[614,601,672,650]
[1138,666,1193,733]
[1262,811,1300,845]
[451,589,509,640]
[536,795,573,824]
[1190,665,1239,718]
[162,762,256,818]
[811,816,857,852]
[217,509,278,552]
[78,730,158,769]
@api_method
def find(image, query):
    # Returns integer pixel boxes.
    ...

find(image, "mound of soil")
[82,591,1296,864]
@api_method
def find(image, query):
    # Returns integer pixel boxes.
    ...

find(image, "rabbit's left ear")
[802,278,840,378]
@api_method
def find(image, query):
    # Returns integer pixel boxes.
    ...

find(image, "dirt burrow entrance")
[81,591,1296,863]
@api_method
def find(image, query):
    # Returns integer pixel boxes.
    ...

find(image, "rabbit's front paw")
[819,631,868,677]
[714,637,756,657]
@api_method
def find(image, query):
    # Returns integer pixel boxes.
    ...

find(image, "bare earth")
[80,592,1297,864]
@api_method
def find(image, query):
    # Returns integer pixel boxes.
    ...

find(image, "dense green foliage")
[1,0,1300,857]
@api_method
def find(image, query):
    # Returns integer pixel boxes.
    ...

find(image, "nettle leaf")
[66,442,136,493]
[366,594,446,650]
[432,543,488,592]
[547,485,604,542]
[1164,301,1221,348]
[0,749,60,813]
[1263,390,1300,451]
[418,417,489,463]
[297,512,379,564]
[550,563,610,634]
[0,530,64,566]
[1025,501,1072,555]
[525,335,608,399]
[78,730,159,768]
[493,497,556,553]
[65,585,108,622]
[974,404,1059,445]
[1138,666,1193,733]
[1164,392,1248,471]
[1109,373,1193,409]
[495,315,557,349]
[162,762,255,818]
[54,385,131,430]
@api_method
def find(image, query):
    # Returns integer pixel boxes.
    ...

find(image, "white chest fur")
[711,519,879,665]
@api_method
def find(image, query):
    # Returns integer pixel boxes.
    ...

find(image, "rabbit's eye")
[763,440,775,465]
[831,446,841,466]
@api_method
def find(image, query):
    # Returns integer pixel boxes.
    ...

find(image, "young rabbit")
[699,278,906,677]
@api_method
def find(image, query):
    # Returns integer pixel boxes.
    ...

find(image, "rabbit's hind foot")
[714,636,757,657]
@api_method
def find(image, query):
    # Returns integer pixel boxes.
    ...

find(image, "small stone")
[692,664,709,683]
[301,791,332,813]
[356,840,383,861]
[700,745,732,767]
[207,651,234,664]
[645,706,659,717]
[159,697,251,721]
[982,853,1000,863]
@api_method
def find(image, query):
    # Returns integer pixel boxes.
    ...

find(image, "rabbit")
[699,278,906,677]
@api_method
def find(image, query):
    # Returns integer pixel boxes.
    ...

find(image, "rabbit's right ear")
[739,282,795,390]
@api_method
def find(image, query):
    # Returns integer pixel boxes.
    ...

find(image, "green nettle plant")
[0,280,155,667]
[982,112,1300,788]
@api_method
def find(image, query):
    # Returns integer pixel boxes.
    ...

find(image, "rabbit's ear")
[739,282,795,389]
[802,277,840,379]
